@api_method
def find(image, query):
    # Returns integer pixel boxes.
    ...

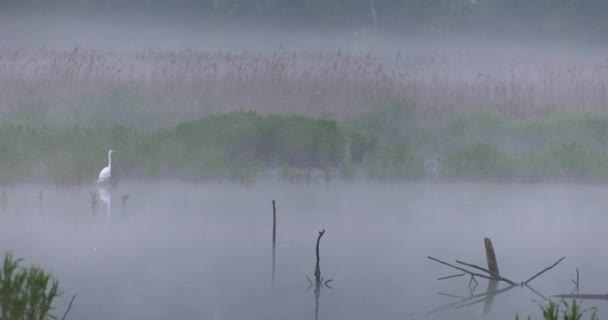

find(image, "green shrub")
[0,253,60,320]
[442,143,515,180]
[527,141,608,181]
[0,112,349,182]
[365,143,425,180]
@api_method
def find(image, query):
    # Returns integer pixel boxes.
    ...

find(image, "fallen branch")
[428,238,562,316]
[427,256,504,283]
[455,260,517,285]
[438,272,466,280]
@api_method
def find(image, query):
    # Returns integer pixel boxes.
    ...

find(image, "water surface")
[0,181,606,320]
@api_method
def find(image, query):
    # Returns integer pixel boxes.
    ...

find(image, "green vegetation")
[3,103,608,184]
[0,112,348,183]
[0,253,60,320]
[516,300,597,320]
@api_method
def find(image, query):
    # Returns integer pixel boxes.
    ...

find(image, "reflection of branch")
[428,284,517,314]
[553,294,608,301]
[525,284,550,302]
[523,257,565,285]
[456,285,517,310]
[437,292,466,299]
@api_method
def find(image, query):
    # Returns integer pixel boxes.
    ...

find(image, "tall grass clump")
[516,300,597,320]
[0,253,60,320]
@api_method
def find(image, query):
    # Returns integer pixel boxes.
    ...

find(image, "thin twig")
[571,267,580,294]
[523,257,565,285]
[438,273,466,280]
[61,294,77,320]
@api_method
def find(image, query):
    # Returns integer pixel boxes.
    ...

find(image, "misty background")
[1,2,608,320]
[2,0,608,40]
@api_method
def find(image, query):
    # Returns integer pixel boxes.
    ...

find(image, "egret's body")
[97,150,115,184]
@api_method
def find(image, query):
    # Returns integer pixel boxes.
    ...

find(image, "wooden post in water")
[271,200,277,287]
[314,230,325,282]
[272,200,276,245]
[483,237,499,315]
[484,238,500,275]
[314,229,326,320]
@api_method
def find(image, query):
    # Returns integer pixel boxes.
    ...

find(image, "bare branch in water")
[438,273,466,280]
[61,294,77,320]
[523,257,565,285]
[455,260,517,285]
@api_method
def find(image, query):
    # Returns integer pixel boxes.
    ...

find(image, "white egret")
[97,149,115,184]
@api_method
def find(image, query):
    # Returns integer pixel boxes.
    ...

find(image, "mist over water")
[0,182,606,319]
[2,2,608,319]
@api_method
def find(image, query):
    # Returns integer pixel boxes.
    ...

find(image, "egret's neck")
[108,153,112,169]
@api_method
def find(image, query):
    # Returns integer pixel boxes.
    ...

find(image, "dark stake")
[314,229,325,282]
[271,200,277,287]
[272,200,277,245]
[305,230,333,320]
[313,229,329,320]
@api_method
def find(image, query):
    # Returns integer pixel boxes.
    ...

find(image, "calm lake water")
[0,181,607,320]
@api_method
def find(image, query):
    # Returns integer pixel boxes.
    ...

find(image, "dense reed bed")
[2,47,608,128]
